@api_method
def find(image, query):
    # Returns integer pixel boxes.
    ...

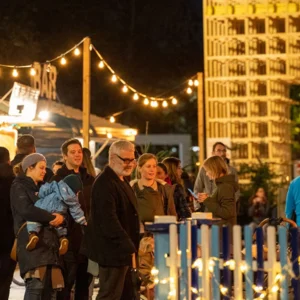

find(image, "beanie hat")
[22,153,46,171]
[63,174,83,194]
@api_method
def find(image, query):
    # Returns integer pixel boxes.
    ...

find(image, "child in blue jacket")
[26,174,87,255]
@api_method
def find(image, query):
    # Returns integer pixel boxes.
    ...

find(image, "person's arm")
[92,181,136,254]
[285,183,295,220]
[11,184,55,224]
[204,184,235,220]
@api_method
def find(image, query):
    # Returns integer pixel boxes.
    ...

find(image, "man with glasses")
[85,140,139,299]
[193,142,240,211]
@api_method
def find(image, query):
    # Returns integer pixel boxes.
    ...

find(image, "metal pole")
[83,37,91,148]
[197,72,205,165]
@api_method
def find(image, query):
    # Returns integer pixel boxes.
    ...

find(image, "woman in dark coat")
[10,153,64,300]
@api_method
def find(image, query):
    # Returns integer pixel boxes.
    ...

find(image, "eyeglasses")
[116,154,136,165]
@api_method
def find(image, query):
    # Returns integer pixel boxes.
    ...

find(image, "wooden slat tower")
[203,0,300,182]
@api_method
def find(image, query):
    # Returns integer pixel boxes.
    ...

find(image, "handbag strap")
[16,222,27,238]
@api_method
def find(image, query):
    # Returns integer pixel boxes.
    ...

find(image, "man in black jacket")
[85,140,139,300]
[11,134,53,182]
[0,147,16,300]
[51,138,94,300]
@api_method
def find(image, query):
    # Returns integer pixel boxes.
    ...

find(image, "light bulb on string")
[30,67,36,76]
[98,61,104,69]
[111,74,117,83]
[187,87,193,94]
[162,101,168,108]
[144,98,149,105]
[151,101,158,108]
[46,63,51,73]
[109,116,115,123]
[122,85,128,93]
[107,132,112,139]
[133,93,139,101]
[60,57,67,65]
[12,68,18,77]
[74,48,80,56]
[188,79,194,86]
[194,79,199,86]
[171,98,178,105]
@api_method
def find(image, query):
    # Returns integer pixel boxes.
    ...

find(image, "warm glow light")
[111,74,117,82]
[107,133,112,139]
[188,79,194,86]
[162,101,168,107]
[171,98,178,105]
[122,85,128,93]
[150,101,158,108]
[12,68,18,77]
[109,116,115,123]
[30,67,36,76]
[60,57,67,65]
[254,285,263,293]
[38,111,50,121]
[151,268,159,276]
[194,79,199,86]
[133,93,139,101]
[98,61,104,69]
[220,286,228,295]
[144,98,149,105]
[74,48,80,56]
[46,63,51,73]
[187,87,193,94]
[271,285,279,293]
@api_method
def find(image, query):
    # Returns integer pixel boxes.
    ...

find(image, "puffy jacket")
[10,175,60,277]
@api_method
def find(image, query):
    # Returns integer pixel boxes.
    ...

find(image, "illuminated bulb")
[254,285,263,293]
[98,61,104,69]
[240,263,247,273]
[194,79,199,86]
[187,87,193,94]
[38,110,50,121]
[111,74,117,82]
[60,57,67,65]
[171,98,178,105]
[122,85,128,93]
[89,44,93,51]
[151,268,159,276]
[30,67,36,76]
[12,68,18,77]
[208,259,215,273]
[259,292,266,299]
[154,278,159,284]
[46,63,51,72]
[191,287,198,294]
[275,274,282,282]
[271,285,279,293]
[133,93,139,101]
[109,116,115,123]
[144,98,149,105]
[107,133,112,139]
[160,279,167,284]
[220,286,228,295]
[74,48,80,56]
[192,258,203,271]
[150,101,156,107]
[162,101,168,107]
[188,79,194,86]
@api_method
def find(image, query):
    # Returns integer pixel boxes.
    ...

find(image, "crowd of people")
[0,135,280,300]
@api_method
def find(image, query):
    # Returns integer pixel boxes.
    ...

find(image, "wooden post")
[82,37,91,148]
[197,72,205,165]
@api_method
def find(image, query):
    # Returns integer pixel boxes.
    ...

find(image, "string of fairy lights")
[0,37,199,122]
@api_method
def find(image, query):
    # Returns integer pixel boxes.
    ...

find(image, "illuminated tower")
[203,0,300,181]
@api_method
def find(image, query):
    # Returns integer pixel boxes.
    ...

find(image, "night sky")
[0,0,203,144]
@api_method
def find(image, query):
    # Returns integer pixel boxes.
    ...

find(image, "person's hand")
[197,193,208,203]
[49,213,64,227]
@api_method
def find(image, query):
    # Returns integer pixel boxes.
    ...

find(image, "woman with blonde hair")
[162,157,191,220]
[196,156,237,227]
[130,153,176,236]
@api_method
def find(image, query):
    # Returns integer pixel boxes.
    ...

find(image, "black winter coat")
[10,175,60,277]
[85,166,140,267]
[51,164,94,253]
[0,163,15,254]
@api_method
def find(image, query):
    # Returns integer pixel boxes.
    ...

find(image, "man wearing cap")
[51,138,94,300]
[11,134,53,182]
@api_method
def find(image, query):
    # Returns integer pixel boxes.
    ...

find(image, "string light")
[122,85,128,93]
[107,132,112,139]
[188,79,194,86]
[74,48,80,56]
[171,98,178,105]
[162,101,168,107]
[109,116,115,123]
[133,93,139,101]
[144,98,149,105]
[12,68,18,77]
[111,74,117,83]
[150,101,158,108]
[194,79,199,86]
[60,57,67,65]
[46,63,51,73]
[30,67,36,76]
[98,61,105,69]
[187,87,193,94]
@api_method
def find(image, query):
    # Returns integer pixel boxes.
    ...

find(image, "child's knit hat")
[63,174,83,194]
